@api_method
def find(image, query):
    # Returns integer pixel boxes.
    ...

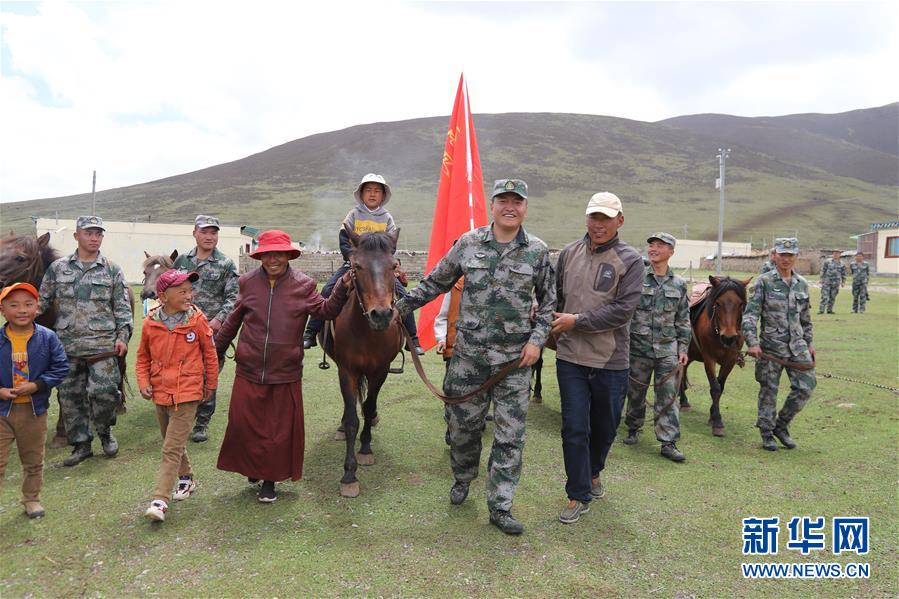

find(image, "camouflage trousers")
[625,355,681,443]
[194,360,225,428]
[443,353,531,513]
[754,351,815,433]
[58,355,121,445]
[852,283,868,313]
[818,283,840,313]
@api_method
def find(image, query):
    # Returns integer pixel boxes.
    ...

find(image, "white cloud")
[1,1,896,204]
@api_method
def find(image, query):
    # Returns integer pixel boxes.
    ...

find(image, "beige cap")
[586,192,622,217]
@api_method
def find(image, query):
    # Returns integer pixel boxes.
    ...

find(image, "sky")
[1,1,896,204]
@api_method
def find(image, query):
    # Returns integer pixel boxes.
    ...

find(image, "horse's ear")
[344,223,360,247]
[709,275,721,286]
[37,232,50,247]
[170,249,179,261]
[144,251,151,259]
[742,277,752,286]
[388,227,400,252]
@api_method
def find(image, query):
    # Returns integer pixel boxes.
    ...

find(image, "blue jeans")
[557,359,629,503]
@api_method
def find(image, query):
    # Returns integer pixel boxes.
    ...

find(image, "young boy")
[0,282,69,518]
[136,270,218,521]
[303,173,424,355]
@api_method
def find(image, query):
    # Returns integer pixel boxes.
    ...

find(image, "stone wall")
[700,253,821,275]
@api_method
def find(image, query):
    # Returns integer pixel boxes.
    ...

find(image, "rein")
[628,364,685,424]
[749,351,816,371]
[349,258,396,320]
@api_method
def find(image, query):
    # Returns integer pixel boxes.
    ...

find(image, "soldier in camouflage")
[396,179,555,536]
[850,252,870,313]
[38,216,132,466]
[759,249,776,275]
[623,233,691,462]
[742,237,816,451]
[173,215,239,442]
[818,250,846,314]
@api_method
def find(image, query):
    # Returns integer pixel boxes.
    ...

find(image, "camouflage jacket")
[850,261,870,286]
[742,270,813,357]
[629,266,691,359]
[173,247,239,323]
[397,225,555,365]
[38,252,133,354]
[759,260,775,275]
[820,258,846,286]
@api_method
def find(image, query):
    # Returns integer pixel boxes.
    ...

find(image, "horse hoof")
[712,427,725,437]
[340,482,360,498]
[334,431,346,441]
[371,415,380,427]
[680,404,692,412]
[531,394,542,404]
[356,453,375,465]
[50,435,68,449]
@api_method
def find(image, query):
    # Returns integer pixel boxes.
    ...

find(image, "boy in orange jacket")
[136,270,218,522]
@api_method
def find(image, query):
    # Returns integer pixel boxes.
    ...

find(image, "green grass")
[2,284,896,597]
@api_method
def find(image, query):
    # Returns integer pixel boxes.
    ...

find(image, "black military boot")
[191,425,209,443]
[63,442,94,467]
[773,424,797,449]
[622,429,639,445]
[449,480,470,505]
[489,510,524,535]
[303,331,317,349]
[99,431,118,457]
[761,435,778,451]
[660,442,686,462]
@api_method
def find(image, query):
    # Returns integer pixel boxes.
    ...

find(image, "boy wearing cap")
[551,192,643,524]
[38,216,133,467]
[304,174,424,355]
[136,270,218,521]
[622,233,691,462]
[0,283,69,518]
[397,179,555,535]
[742,238,816,451]
[850,252,870,313]
[173,215,239,443]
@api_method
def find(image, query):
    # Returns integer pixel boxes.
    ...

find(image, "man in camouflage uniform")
[818,250,846,314]
[38,216,132,466]
[173,215,239,442]
[759,249,776,275]
[623,233,691,462]
[396,179,555,536]
[850,252,870,313]
[742,237,816,451]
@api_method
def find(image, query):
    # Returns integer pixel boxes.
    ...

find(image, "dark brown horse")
[679,276,750,436]
[321,226,403,498]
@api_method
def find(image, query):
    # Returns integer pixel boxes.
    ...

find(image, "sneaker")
[303,331,317,349]
[773,426,797,449]
[622,429,639,445]
[661,442,686,462]
[24,501,45,519]
[191,426,209,443]
[590,477,605,499]
[99,432,118,457]
[258,480,277,503]
[63,442,93,467]
[489,510,524,535]
[145,499,168,522]
[172,476,197,501]
[761,435,778,451]
[449,480,470,505]
[559,499,590,524]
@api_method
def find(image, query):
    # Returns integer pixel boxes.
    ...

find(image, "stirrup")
[388,349,405,375]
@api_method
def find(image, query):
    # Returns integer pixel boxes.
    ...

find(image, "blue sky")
[1,1,896,203]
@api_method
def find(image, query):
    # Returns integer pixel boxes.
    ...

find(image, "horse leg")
[531,352,543,403]
[704,359,725,436]
[711,358,737,435]
[358,370,386,466]
[679,362,692,411]
[338,370,361,497]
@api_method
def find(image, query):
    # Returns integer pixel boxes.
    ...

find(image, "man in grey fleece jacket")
[550,191,643,524]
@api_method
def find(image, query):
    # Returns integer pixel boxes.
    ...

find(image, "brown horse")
[139,250,178,299]
[679,276,750,436]
[321,226,403,498]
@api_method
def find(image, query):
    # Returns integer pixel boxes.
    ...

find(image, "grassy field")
[1,279,896,597]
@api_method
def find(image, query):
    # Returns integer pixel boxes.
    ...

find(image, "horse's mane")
[356,232,395,254]
[705,277,748,318]
[0,233,60,287]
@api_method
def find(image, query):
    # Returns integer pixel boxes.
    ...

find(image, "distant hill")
[2,105,896,252]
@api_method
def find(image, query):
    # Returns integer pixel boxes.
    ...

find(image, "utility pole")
[716,148,730,275]
[91,170,97,216]
[683,224,688,239]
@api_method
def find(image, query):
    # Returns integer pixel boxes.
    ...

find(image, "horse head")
[0,232,56,289]
[708,276,751,347]
[345,224,399,332]
[140,250,178,300]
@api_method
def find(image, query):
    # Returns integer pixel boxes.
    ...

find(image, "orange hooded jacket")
[135,305,218,406]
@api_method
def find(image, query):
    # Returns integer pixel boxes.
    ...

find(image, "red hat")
[249,230,301,260]
[156,269,199,295]
[0,282,39,303]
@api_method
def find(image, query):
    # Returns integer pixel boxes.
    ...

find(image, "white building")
[669,239,752,269]
[855,221,899,276]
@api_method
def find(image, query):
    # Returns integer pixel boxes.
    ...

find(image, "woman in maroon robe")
[215,230,350,502]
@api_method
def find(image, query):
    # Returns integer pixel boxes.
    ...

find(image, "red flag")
[416,73,487,351]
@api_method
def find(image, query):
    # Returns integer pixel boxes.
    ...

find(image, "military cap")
[647,232,676,249]
[492,179,528,200]
[195,215,221,229]
[76,215,105,231]
[774,237,799,255]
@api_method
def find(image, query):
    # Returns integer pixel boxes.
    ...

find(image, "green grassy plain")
[2,281,896,597]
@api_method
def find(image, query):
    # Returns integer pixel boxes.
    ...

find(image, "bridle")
[349,256,397,320]
[708,288,746,338]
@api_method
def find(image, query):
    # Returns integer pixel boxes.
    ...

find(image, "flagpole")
[462,75,475,231]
